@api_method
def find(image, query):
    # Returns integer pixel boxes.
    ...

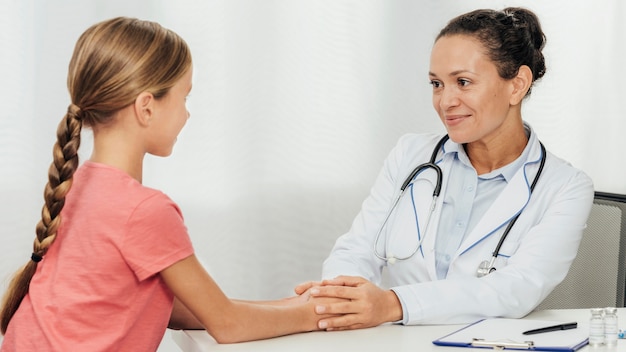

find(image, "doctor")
[297,7,594,330]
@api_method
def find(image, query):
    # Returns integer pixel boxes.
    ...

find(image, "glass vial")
[604,307,618,347]
[589,307,605,347]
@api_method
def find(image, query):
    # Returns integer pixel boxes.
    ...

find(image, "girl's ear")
[134,92,155,127]
[510,65,533,106]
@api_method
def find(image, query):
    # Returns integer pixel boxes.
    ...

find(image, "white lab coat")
[322,128,594,325]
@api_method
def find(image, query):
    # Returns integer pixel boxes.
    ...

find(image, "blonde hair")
[1,17,192,334]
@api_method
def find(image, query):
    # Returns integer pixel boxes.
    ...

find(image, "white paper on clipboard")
[432,318,589,351]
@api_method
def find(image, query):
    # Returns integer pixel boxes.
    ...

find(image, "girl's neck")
[90,148,144,183]
[89,109,145,183]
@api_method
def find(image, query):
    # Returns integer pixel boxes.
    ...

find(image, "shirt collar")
[440,123,535,182]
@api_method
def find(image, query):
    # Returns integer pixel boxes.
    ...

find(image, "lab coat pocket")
[495,240,521,268]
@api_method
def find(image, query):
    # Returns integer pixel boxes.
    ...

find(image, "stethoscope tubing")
[373,134,546,277]
[373,136,447,263]
[400,136,448,193]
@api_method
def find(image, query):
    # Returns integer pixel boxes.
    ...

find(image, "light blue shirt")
[434,133,533,279]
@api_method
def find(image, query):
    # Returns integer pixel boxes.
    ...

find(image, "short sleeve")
[122,192,194,281]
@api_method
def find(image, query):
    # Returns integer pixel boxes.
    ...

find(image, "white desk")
[172,308,626,352]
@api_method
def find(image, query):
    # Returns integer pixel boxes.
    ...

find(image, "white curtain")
[1,1,624,350]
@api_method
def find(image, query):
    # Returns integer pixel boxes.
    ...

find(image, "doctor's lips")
[444,113,470,120]
[444,114,470,125]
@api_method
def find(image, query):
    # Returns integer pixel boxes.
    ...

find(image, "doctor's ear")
[509,65,533,106]
[134,92,155,126]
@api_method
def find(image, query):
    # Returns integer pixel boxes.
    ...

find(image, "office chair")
[535,192,626,310]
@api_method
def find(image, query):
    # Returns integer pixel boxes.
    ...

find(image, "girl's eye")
[429,80,442,89]
[458,78,470,87]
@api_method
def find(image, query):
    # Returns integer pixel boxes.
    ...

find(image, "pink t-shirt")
[2,161,194,352]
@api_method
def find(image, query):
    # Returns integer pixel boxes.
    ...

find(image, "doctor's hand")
[294,280,322,296]
[309,276,403,331]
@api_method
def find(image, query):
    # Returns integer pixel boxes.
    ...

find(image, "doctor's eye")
[457,78,471,87]
[429,80,442,89]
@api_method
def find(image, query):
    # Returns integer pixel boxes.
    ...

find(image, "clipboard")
[432,318,589,351]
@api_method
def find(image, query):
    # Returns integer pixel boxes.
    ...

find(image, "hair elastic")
[31,253,43,263]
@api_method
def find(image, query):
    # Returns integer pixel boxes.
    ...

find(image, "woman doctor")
[297,7,594,330]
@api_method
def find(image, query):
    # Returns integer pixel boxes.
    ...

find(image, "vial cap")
[605,307,618,314]
[591,308,604,314]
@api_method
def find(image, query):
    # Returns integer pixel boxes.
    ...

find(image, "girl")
[1,17,329,351]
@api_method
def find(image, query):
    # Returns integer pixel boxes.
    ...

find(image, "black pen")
[522,322,578,335]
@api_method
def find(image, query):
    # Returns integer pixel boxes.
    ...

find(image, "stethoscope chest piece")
[387,255,397,265]
[476,258,496,278]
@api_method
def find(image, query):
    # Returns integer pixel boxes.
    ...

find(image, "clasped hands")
[294,276,402,331]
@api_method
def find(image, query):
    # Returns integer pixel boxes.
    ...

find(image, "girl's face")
[148,67,193,157]
[429,35,517,145]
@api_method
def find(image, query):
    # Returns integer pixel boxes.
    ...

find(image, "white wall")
[1,1,624,350]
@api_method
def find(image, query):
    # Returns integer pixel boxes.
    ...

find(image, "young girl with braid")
[0,17,334,351]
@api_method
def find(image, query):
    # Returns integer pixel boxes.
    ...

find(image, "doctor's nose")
[437,88,461,110]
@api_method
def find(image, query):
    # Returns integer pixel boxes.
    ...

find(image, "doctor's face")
[429,34,516,145]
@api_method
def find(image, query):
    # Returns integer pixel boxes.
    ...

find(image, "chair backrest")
[535,192,626,310]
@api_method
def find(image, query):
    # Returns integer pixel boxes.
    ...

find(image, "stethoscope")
[372,134,546,277]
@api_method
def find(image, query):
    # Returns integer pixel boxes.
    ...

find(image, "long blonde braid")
[1,104,82,334]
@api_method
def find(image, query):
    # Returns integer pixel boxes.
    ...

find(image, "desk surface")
[172,308,626,352]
